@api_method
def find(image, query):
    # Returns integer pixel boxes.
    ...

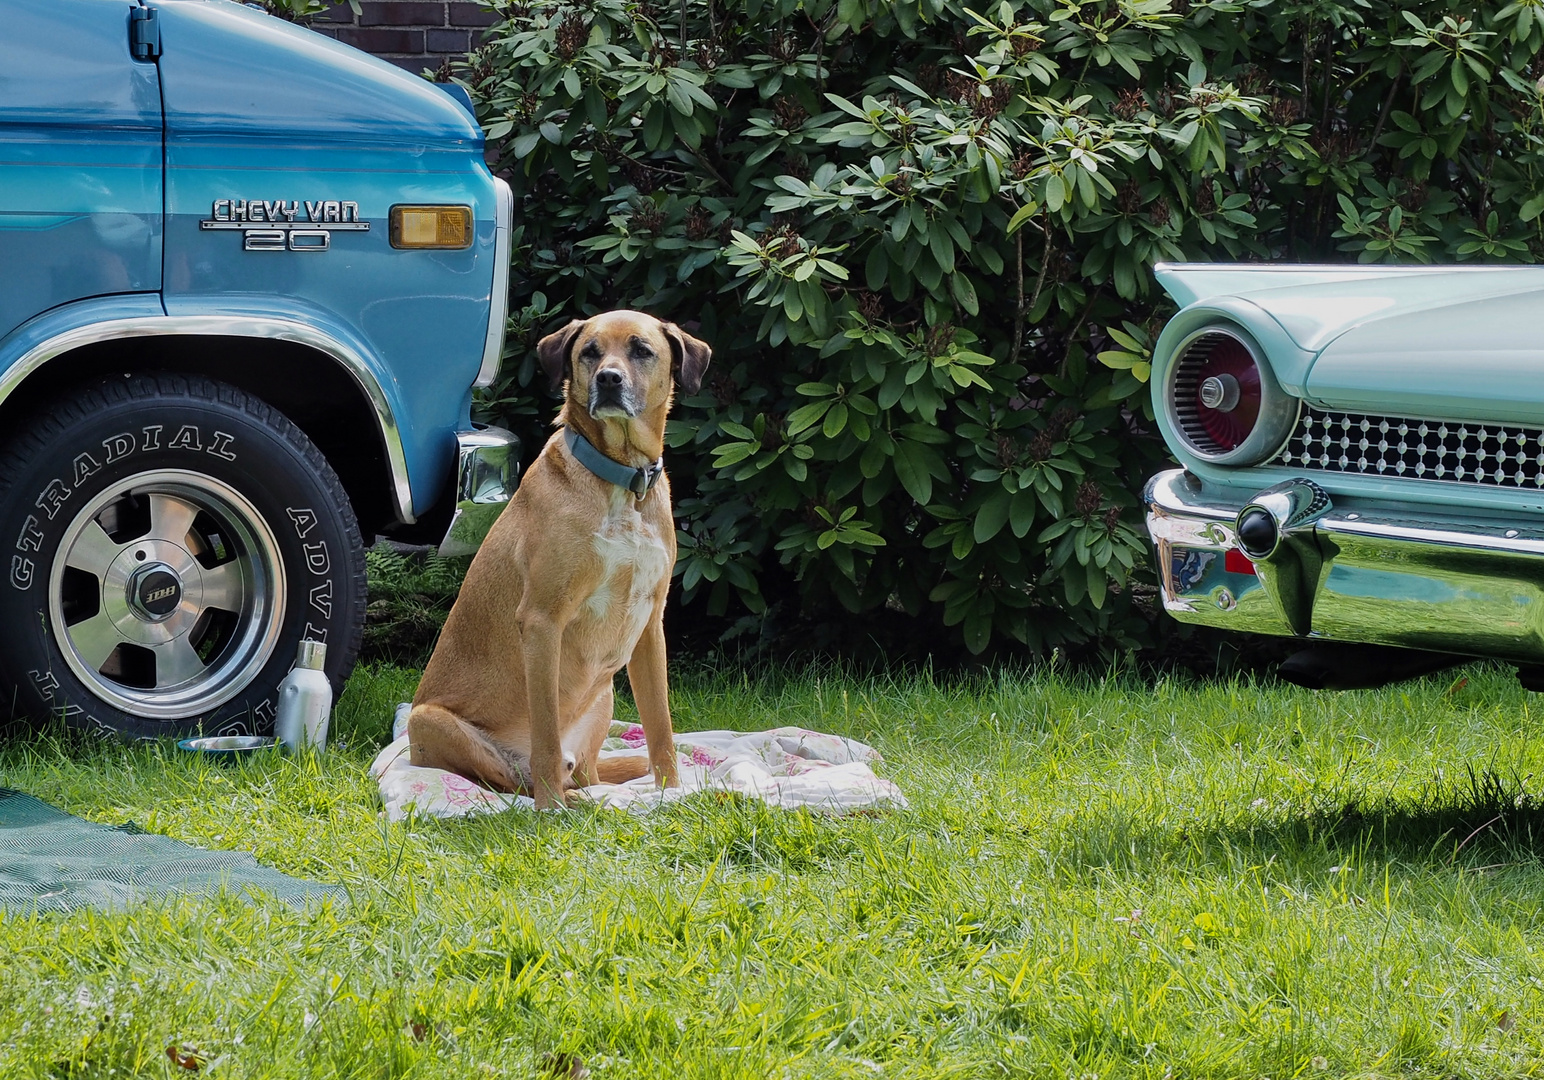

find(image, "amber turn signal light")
[389,205,473,249]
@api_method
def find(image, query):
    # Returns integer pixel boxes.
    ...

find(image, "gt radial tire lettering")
[168,425,202,452]
[35,479,70,520]
[11,424,241,591]
[15,516,42,553]
[207,431,237,460]
[72,452,100,486]
[102,432,135,462]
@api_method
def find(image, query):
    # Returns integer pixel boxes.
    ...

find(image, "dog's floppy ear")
[663,323,712,396]
[536,319,586,393]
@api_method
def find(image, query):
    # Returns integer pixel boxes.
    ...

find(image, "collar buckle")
[629,463,661,500]
[564,427,664,501]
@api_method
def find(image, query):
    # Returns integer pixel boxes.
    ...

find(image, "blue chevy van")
[0,0,515,738]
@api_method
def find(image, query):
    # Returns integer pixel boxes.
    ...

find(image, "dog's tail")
[592,753,653,785]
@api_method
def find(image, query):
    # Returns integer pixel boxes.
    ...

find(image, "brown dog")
[406,310,710,808]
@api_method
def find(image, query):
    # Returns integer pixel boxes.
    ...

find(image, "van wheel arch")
[0,334,401,538]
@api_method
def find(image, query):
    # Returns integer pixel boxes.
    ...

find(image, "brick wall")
[311,1,498,75]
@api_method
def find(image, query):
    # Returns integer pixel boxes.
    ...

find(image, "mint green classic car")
[1142,264,1544,688]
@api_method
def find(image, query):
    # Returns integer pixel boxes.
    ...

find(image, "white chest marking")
[584,491,670,650]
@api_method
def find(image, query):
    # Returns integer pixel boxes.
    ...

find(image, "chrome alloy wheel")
[47,469,286,719]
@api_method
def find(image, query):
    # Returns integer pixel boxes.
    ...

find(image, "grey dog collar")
[564,427,664,500]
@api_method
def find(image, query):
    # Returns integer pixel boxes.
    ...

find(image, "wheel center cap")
[128,563,183,621]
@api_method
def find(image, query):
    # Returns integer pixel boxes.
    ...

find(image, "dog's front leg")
[626,614,679,788]
[519,609,570,809]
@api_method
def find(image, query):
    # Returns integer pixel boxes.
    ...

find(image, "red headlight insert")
[1193,336,1261,452]
[1171,330,1266,456]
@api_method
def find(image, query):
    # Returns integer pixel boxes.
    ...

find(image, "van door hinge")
[129,6,161,61]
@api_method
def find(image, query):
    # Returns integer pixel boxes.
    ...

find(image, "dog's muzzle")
[588,368,638,418]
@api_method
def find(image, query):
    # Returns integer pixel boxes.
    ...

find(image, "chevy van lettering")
[203,197,367,252]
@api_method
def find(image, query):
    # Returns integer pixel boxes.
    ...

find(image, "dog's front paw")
[653,759,681,789]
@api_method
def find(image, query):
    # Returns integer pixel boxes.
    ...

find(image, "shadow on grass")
[1061,766,1544,875]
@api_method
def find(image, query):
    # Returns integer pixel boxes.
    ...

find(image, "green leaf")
[786,400,831,435]
[1005,202,1040,236]
[1086,563,1107,609]
[1009,488,1037,538]
[860,437,890,477]
[973,490,1011,543]
[892,441,933,505]
[511,131,541,158]
[822,402,849,438]
[641,105,666,149]
[929,228,955,275]
[950,273,980,316]
[962,609,991,654]
[865,244,890,291]
[711,442,758,467]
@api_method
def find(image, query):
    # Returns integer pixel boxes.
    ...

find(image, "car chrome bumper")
[1144,468,1544,661]
[438,425,519,557]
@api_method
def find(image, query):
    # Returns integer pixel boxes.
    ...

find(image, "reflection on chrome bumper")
[438,425,519,557]
[1144,468,1544,661]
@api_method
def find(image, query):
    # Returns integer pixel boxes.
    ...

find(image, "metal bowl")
[176,734,279,757]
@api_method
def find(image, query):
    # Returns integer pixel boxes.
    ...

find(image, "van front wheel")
[0,374,365,739]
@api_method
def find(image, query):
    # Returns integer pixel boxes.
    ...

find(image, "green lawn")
[5,661,1544,1078]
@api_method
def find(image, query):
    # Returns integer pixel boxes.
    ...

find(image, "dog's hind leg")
[407,704,535,794]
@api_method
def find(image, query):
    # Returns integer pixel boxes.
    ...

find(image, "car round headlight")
[1165,326,1300,465]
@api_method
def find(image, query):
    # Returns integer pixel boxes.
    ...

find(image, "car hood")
[1155,264,1544,425]
[157,0,482,150]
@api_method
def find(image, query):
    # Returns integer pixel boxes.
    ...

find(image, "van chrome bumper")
[438,425,519,557]
[1144,468,1544,661]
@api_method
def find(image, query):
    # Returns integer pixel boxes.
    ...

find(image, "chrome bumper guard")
[438,425,520,557]
[1145,468,1544,661]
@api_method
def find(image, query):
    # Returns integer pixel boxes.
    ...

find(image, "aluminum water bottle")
[274,640,332,751]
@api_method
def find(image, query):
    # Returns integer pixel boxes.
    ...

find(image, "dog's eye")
[579,342,602,361]
[628,339,655,361]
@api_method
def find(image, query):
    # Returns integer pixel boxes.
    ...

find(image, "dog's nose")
[595,368,624,389]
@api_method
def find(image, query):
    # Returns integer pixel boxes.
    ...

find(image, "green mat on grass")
[0,788,342,913]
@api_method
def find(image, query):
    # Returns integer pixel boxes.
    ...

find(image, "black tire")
[0,374,366,739]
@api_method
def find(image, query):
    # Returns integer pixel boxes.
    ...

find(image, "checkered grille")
[1278,407,1544,487]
